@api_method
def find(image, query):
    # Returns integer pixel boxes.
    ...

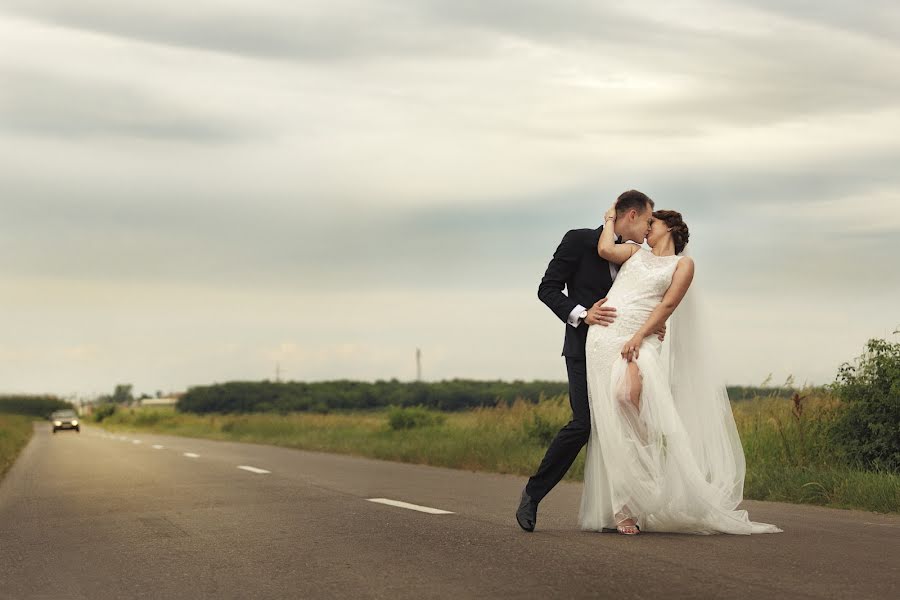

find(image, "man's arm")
[537,229,584,324]
[539,229,618,328]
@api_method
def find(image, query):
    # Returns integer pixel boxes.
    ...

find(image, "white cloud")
[0,1,898,395]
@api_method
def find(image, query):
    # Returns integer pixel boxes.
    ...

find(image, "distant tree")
[112,384,134,405]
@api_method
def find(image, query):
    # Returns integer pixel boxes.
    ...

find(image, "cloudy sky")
[1,1,898,399]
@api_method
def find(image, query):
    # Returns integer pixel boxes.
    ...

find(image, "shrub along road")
[0,414,34,481]
[0,423,897,599]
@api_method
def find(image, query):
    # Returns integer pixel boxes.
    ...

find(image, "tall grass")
[100,392,899,513]
[0,414,35,481]
[733,392,899,513]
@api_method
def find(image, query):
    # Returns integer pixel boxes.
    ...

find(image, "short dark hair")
[615,189,654,215]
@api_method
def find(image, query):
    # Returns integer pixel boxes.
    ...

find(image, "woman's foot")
[616,518,640,535]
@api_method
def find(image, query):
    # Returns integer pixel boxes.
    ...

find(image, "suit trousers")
[525,357,590,503]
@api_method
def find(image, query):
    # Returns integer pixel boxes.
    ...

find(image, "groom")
[516,189,657,532]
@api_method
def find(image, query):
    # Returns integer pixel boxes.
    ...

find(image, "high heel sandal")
[616,520,641,535]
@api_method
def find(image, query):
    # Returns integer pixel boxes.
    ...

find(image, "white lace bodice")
[590,248,683,344]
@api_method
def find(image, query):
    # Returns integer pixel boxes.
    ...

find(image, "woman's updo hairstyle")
[652,210,690,254]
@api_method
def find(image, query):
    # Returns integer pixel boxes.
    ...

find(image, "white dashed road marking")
[183,452,200,458]
[132,440,141,444]
[152,445,164,450]
[237,466,270,474]
[367,498,454,515]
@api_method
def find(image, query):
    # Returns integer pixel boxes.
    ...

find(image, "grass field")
[98,393,899,514]
[0,414,35,482]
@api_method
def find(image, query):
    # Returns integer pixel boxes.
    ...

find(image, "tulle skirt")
[578,326,782,535]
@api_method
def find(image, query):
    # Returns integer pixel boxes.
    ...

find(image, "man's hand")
[584,298,617,326]
[654,323,666,342]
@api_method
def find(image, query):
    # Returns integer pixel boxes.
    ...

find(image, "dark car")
[51,410,80,433]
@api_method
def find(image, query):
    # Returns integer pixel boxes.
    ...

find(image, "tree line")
[175,379,802,415]
[0,382,804,419]
[176,379,571,414]
[0,395,75,417]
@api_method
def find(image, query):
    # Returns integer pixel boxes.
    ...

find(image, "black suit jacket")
[538,226,617,359]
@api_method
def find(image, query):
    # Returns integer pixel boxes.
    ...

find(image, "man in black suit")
[516,190,660,532]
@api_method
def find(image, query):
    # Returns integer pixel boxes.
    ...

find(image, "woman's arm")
[598,204,641,264]
[621,257,695,361]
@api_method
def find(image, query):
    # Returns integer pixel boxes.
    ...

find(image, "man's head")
[614,190,655,243]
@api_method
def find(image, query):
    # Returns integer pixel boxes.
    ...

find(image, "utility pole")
[275,362,281,383]
[416,348,422,381]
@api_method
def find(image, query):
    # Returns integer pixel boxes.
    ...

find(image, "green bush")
[132,409,167,427]
[93,403,118,422]
[1,414,35,480]
[830,337,900,472]
[387,406,446,430]
[522,413,563,445]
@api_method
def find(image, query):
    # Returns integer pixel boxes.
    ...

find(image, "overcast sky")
[1,1,898,399]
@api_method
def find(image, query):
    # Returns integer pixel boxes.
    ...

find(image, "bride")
[579,204,782,536]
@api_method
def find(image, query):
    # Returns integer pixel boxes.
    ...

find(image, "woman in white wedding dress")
[578,205,782,536]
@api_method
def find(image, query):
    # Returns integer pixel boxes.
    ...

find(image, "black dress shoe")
[516,489,538,532]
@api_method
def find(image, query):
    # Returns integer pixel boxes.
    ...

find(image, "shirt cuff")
[567,304,586,328]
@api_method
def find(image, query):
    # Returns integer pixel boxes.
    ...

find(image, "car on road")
[51,410,80,434]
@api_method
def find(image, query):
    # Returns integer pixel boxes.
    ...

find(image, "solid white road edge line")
[183,452,200,458]
[237,466,271,474]
[367,498,454,515]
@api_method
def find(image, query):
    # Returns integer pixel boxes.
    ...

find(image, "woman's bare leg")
[616,360,644,533]
[627,360,642,411]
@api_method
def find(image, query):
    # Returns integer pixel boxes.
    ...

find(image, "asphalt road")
[0,423,897,600]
